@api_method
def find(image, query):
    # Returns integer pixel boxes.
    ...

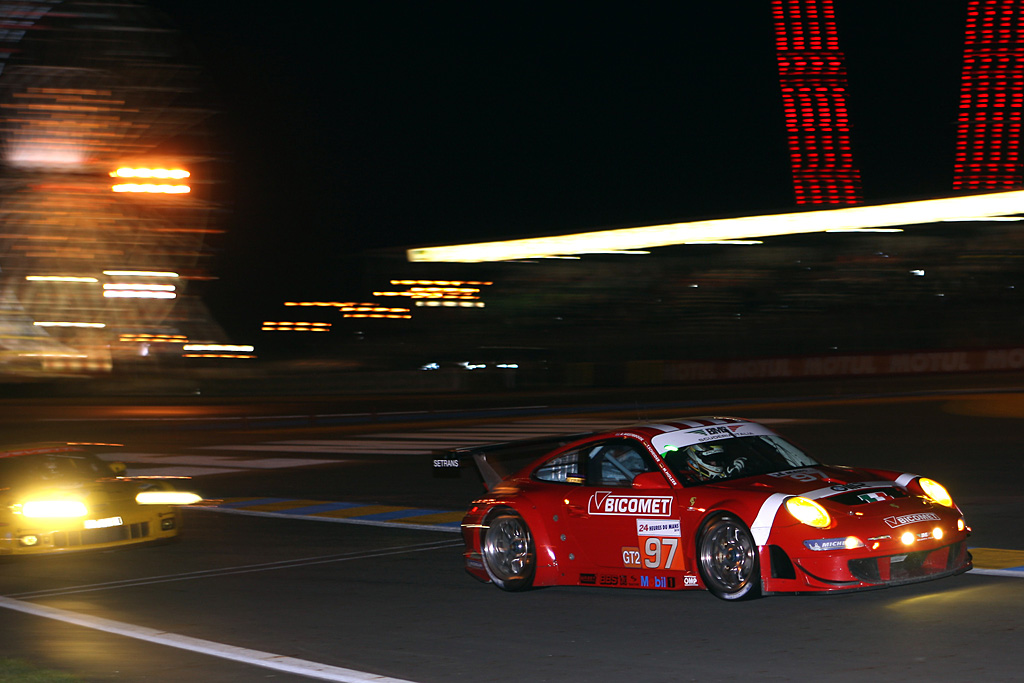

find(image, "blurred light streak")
[110,167,190,179]
[25,275,98,283]
[390,280,492,286]
[102,290,176,299]
[283,301,356,307]
[183,344,255,352]
[343,314,412,319]
[33,321,105,328]
[415,301,485,308]
[104,283,175,291]
[406,190,1024,262]
[578,250,651,255]
[825,228,903,233]
[119,334,188,342]
[340,306,411,314]
[683,240,764,245]
[103,270,179,278]
[111,183,190,194]
[261,322,331,332]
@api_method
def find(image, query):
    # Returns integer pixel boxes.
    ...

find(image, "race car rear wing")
[432,432,594,491]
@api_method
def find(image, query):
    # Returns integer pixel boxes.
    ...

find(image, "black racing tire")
[481,512,536,591]
[697,513,761,601]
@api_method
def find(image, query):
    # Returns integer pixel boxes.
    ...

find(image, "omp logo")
[589,492,672,516]
[884,512,941,528]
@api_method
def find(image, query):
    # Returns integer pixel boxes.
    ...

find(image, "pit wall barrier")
[613,347,1024,387]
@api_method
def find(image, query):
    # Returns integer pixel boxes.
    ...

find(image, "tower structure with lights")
[953,0,1024,191]
[771,0,864,206]
[0,0,229,376]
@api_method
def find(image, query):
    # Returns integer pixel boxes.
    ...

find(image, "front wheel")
[481,513,536,591]
[698,514,761,601]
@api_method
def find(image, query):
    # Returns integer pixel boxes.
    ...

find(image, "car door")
[560,438,680,576]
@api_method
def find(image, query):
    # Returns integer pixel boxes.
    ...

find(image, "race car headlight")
[135,491,203,505]
[21,500,88,518]
[785,496,831,528]
[918,477,954,507]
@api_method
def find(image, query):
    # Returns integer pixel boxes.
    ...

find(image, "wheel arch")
[479,500,561,586]
[694,507,763,601]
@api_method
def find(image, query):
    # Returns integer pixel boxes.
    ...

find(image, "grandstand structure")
[0,0,227,377]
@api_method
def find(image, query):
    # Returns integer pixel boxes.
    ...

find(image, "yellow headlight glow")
[785,496,831,528]
[919,477,954,507]
[135,491,202,505]
[901,531,916,545]
[22,500,88,518]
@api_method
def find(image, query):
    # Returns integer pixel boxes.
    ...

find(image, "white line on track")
[6,539,463,599]
[970,567,1024,578]
[1,539,462,681]
[198,505,463,533]
[0,595,419,682]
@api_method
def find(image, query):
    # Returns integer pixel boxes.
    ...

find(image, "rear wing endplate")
[432,432,594,491]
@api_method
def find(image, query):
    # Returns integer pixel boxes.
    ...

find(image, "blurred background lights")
[0,1,229,379]
[110,167,190,179]
[407,190,1024,262]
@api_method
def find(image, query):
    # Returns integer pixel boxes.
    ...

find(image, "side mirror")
[108,461,127,476]
[632,471,670,489]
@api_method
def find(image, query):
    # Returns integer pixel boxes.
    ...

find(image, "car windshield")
[0,451,111,485]
[654,431,819,484]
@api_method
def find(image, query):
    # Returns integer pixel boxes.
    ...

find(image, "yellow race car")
[0,444,202,556]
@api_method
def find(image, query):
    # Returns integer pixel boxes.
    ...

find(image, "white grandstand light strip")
[103,270,179,278]
[943,216,1024,222]
[184,344,255,352]
[103,291,176,299]
[578,249,651,255]
[104,283,175,291]
[109,167,190,179]
[34,321,106,328]
[25,275,99,283]
[683,240,764,245]
[406,189,1024,262]
[825,228,904,233]
[112,183,190,194]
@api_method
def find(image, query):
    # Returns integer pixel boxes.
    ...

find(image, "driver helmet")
[686,443,728,479]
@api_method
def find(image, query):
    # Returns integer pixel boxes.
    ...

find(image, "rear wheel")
[482,512,535,591]
[698,514,761,601]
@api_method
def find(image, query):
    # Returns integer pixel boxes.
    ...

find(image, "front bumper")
[0,509,180,556]
[763,539,972,593]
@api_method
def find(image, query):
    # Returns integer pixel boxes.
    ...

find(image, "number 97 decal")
[643,537,684,570]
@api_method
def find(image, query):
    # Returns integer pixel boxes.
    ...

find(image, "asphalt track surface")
[1,373,1023,682]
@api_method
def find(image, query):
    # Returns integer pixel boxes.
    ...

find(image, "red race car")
[456,417,971,600]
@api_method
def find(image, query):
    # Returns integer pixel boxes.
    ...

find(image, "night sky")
[150,1,972,334]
